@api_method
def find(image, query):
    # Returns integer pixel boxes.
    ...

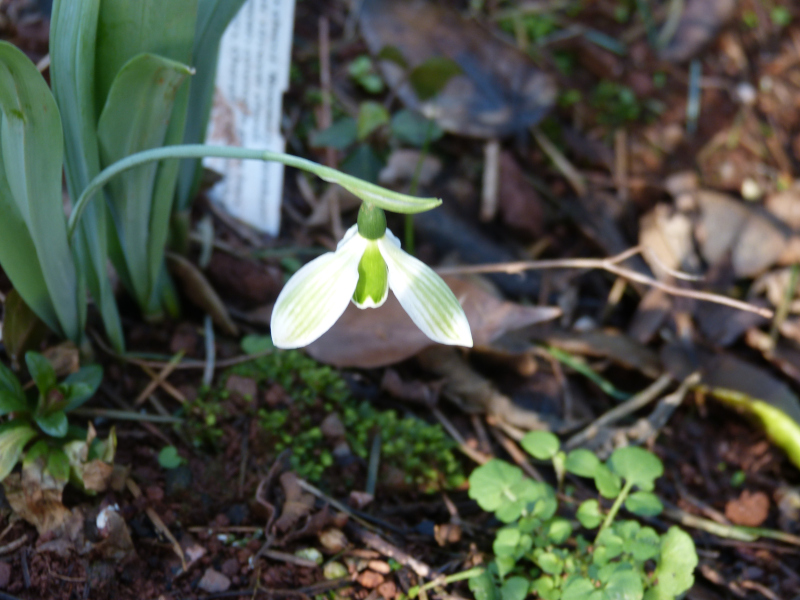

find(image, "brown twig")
[0,535,27,556]
[436,246,774,319]
[134,352,184,406]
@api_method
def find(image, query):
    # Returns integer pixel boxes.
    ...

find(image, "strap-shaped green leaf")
[97,53,192,310]
[95,0,198,317]
[50,0,125,352]
[95,0,198,109]
[0,42,83,343]
[177,0,247,209]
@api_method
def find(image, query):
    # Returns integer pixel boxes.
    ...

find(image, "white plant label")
[204,0,296,236]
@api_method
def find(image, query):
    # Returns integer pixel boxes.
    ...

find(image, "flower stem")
[596,480,633,541]
[68,144,442,239]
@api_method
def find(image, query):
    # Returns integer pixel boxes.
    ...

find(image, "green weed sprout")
[0,353,104,485]
[467,432,697,600]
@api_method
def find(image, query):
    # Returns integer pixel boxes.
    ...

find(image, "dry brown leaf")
[359,0,556,138]
[659,0,737,63]
[273,472,315,534]
[306,277,559,368]
[694,191,790,278]
[167,252,238,336]
[4,457,70,535]
[544,329,662,379]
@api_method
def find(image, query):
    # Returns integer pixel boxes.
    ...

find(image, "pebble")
[368,560,391,575]
[198,568,231,593]
[357,570,385,589]
[378,581,397,599]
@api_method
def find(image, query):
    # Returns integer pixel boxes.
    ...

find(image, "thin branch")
[436,247,774,319]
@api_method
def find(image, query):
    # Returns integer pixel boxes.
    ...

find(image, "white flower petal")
[337,224,360,250]
[378,231,473,347]
[271,232,368,348]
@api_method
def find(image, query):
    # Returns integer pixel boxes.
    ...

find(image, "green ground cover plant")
[185,338,465,488]
[467,431,697,600]
[0,352,110,488]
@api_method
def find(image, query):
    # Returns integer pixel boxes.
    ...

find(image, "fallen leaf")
[307,277,560,368]
[663,345,800,468]
[4,454,71,535]
[273,472,315,534]
[167,252,238,336]
[659,0,737,63]
[360,0,556,138]
[694,191,790,278]
[497,151,546,239]
[544,329,662,379]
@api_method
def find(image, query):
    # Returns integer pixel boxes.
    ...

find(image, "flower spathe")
[270,205,473,349]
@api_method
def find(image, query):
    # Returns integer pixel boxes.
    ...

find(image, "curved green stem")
[596,480,633,541]
[68,144,442,239]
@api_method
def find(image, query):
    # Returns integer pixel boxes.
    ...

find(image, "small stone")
[323,561,348,580]
[357,571,385,589]
[377,581,397,599]
[221,558,240,578]
[198,568,231,594]
[319,528,348,553]
[0,561,11,588]
[367,560,391,575]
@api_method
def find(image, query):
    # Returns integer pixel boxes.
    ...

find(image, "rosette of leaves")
[0,353,102,484]
[467,431,697,600]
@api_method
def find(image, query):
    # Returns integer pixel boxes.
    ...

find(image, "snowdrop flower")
[271,204,472,349]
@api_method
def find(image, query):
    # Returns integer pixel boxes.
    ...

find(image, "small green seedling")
[0,352,104,484]
[468,431,697,600]
[158,445,187,470]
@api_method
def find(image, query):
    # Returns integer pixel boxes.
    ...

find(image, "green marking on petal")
[353,242,389,308]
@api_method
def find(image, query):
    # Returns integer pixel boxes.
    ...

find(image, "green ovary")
[353,243,388,308]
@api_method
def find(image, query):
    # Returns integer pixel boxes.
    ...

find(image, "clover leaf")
[469,569,500,600]
[500,576,529,600]
[630,527,661,562]
[577,499,604,529]
[625,491,664,517]
[608,446,663,492]
[604,566,644,600]
[594,463,622,498]
[650,527,697,599]
[469,459,524,512]
[565,448,601,477]
[521,430,560,460]
[562,577,596,600]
